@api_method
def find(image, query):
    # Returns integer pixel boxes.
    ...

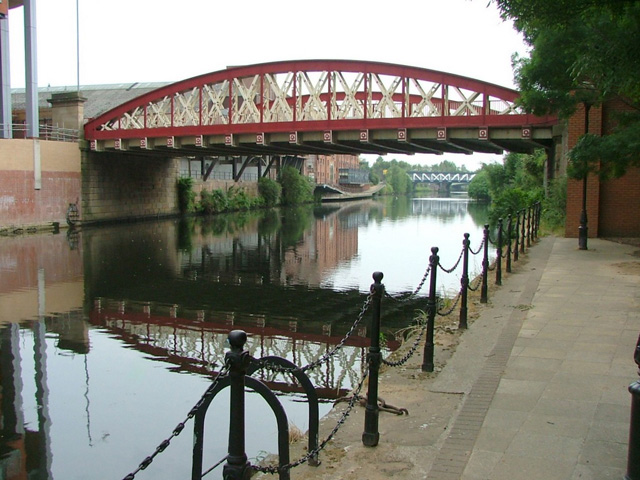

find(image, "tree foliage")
[278,166,314,205]
[475,152,546,224]
[491,0,640,178]
[258,177,282,207]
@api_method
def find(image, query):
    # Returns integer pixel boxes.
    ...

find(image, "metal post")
[527,205,532,247]
[626,333,640,480]
[579,103,591,251]
[223,330,252,480]
[520,209,526,254]
[24,0,39,139]
[481,225,489,304]
[421,247,439,372]
[363,271,383,447]
[514,211,520,262]
[506,214,513,273]
[0,15,12,139]
[495,218,503,286]
[459,234,470,330]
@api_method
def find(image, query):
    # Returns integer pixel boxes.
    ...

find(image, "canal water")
[0,195,491,480]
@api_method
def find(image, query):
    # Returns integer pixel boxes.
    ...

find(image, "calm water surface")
[0,195,490,480]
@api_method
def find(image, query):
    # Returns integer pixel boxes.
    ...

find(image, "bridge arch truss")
[85,60,556,157]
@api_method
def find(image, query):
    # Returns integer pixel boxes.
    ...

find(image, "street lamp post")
[578,102,591,250]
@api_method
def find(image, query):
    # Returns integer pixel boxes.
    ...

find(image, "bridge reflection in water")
[90,297,399,400]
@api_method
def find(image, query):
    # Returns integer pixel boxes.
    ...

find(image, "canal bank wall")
[0,138,81,232]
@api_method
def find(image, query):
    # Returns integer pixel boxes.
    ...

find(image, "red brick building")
[564,99,640,238]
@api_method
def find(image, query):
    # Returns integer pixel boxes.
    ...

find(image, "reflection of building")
[283,212,358,286]
[0,235,84,325]
[1,321,52,480]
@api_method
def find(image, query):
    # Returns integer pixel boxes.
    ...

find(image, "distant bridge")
[409,172,476,183]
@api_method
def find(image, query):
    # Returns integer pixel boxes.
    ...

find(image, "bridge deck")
[84,60,556,157]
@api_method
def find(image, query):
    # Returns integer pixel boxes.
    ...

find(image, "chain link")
[438,245,465,274]
[437,288,463,316]
[468,237,485,256]
[256,292,373,375]
[384,264,431,303]
[381,320,427,367]
[121,361,231,480]
[251,368,370,475]
[201,455,229,477]
[467,274,483,292]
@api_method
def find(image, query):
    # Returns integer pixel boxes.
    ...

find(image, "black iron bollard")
[422,247,439,372]
[527,205,532,248]
[363,272,384,447]
[481,224,489,304]
[514,211,520,262]
[459,234,470,330]
[520,209,526,254]
[626,333,640,480]
[495,218,503,286]
[223,330,252,480]
[506,214,513,274]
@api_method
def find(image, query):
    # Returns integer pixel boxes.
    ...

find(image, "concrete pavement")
[284,236,640,480]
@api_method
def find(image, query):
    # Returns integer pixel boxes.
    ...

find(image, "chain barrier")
[487,260,497,272]
[384,264,431,302]
[251,368,370,475]
[121,361,231,480]
[467,273,483,292]
[438,245,465,274]
[201,455,229,478]
[468,238,485,256]
[437,288,463,316]
[381,319,427,367]
[256,291,373,375]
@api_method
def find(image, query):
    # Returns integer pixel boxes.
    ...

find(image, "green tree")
[387,164,412,195]
[491,0,640,178]
[467,169,491,202]
[258,177,282,207]
[177,177,196,213]
[279,166,314,205]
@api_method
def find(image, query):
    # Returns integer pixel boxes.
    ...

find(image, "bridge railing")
[118,201,542,480]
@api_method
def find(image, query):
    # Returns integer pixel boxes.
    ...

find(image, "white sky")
[6,0,528,170]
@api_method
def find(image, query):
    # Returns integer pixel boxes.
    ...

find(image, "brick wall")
[0,139,81,229]
[81,150,180,224]
[564,99,640,238]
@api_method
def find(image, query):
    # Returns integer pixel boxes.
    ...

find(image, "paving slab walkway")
[268,236,640,480]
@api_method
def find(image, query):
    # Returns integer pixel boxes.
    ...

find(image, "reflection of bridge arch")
[411,198,471,216]
[85,60,556,157]
[89,298,396,399]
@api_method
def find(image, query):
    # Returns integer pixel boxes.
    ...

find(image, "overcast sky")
[6,0,528,169]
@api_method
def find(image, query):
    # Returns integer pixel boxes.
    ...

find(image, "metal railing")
[0,123,80,143]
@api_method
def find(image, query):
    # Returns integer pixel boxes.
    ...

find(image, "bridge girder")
[85,59,556,157]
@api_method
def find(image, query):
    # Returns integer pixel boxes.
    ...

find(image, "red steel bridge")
[84,60,557,158]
